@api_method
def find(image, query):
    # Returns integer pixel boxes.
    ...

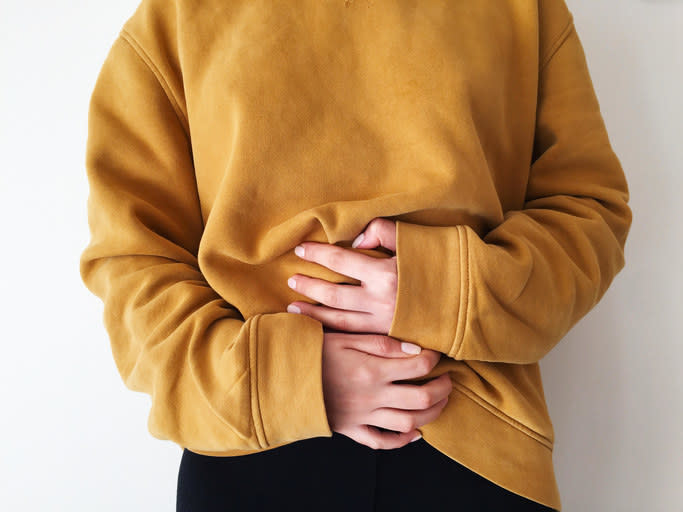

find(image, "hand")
[322,329,453,450]
[287,218,398,335]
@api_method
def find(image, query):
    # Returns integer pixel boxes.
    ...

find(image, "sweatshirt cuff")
[388,221,469,359]
[254,312,333,447]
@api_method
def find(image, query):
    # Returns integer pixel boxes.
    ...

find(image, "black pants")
[176,431,558,511]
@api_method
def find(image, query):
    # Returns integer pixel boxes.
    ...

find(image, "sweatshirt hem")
[420,385,561,510]
[186,381,561,510]
[452,381,553,448]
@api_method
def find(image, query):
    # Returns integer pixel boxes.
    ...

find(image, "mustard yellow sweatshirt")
[79,0,632,509]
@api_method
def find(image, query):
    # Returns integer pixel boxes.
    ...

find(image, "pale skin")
[285,217,454,450]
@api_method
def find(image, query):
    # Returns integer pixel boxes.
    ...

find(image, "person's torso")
[123,0,558,462]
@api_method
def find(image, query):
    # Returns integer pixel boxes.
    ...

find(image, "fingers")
[376,373,453,410]
[340,424,423,450]
[373,348,442,381]
[353,218,397,253]
[294,242,380,282]
[322,332,451,452]
[340,333,425,359]
[288,276,371,312]
[367,396,449,433]
[292,301,376,332]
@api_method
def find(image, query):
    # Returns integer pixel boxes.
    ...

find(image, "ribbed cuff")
[387,221,469,359]
[253,312,333,448]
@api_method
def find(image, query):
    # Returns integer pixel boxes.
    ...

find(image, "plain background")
[1,1,681,510]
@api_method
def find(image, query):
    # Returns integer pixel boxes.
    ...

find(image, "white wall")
[0,2,179,510]
[540,1,683,510]
[0,1,680,510]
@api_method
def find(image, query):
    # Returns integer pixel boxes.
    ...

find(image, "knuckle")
[414,355,432,376]
[356,434,373,449]
[440,373,455,392]
[322,287,339,308]
[435,383,452,402]
[398,415,416,433]
[377,301,395,319]
[415,389,433,409]
[327,249,345,271]
[354,363,376,385]
[381,265,398,288]
[366,435,380,450]
[365,219,379,236]
[373,335,393,355]
[333,311,350,332]
[372,217,389,236]
[427,349,441,365]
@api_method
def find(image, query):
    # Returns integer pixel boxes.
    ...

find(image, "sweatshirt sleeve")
[79,34,332,452]
[387,13,632,364]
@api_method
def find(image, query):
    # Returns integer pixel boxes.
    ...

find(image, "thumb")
[351,217,397,253]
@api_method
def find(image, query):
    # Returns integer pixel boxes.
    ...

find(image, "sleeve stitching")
[453,225,470,359]
[119,29,190,137]
[539,14,575,73]
[250,314,268,448]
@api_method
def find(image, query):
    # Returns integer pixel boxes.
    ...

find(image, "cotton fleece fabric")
[79,1,632,509]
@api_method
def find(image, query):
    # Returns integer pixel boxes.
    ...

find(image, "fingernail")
[351,233,364,248]
[294,245,305,258]
[401,342,421,354]
[410,433,422,443]
[287,304,301,314]
[287,277,297,289]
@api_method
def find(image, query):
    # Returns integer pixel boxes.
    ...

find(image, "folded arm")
[388,14,632,364]
[80,35,332,452]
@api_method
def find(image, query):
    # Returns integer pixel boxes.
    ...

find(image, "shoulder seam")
[539,14,575,73]
[119,29,190,136]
